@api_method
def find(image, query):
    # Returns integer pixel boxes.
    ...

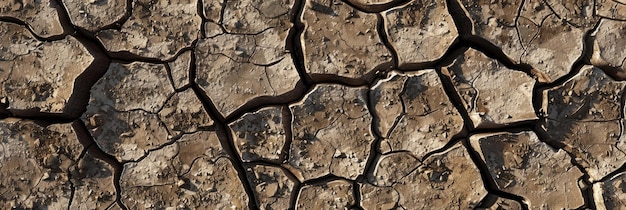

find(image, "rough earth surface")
[2,0,626,209]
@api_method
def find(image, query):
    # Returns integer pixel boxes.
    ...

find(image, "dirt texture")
[2,0,626,209]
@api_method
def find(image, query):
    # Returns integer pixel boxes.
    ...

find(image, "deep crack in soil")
[2,0,626,209]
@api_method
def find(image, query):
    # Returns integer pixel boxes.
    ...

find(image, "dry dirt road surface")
[1,0,626,209]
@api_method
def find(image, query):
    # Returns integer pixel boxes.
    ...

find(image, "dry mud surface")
[2,0,626,209]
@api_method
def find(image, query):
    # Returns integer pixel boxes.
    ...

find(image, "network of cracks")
[1,0,626,209]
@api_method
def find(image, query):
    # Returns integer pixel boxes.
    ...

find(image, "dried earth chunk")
[0,0,64,37]
[302,0,392,78]
[0,120,83,209]
[384,0,457,66]
[0,22,93,113]
[121,132,249,209]
[460,0,597,80]
[594,172,626,209]
[296,180,355,209]
[470,131,584,209]
[70,152,117,209]
[83,106,170,162]
[596,0,626,20]
[371,144,487,208]
[159,89,213,136]
[89,62,174,113]
[246,165,295,210]
[222,0,293,34]
[443,49,537,127]
[230,106,288,162]
[591,19,626,78]
[168,50,192,90]
[371,71,464,159]
[195,30,300,117]
[63,0,128,32]
[96,0,201,59]
[289,85,374,180]
[360,184,399,209]
[541,66,626,181]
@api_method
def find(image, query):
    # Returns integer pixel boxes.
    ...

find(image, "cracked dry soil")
[2,0,626,209]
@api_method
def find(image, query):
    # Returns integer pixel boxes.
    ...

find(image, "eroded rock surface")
[541,66,626,181]
[471,131,584,209]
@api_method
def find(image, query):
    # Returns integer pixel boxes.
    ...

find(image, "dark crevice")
[279,105,294,163]
[285,0,314,86]
[339,0,412,13]
[358,88,384,184]
[446,0,473,35]
[71,120,127,210]
[376,14,399,70]
[577,177,597,210]
[351,181,362,209]
[434,67,475,129]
